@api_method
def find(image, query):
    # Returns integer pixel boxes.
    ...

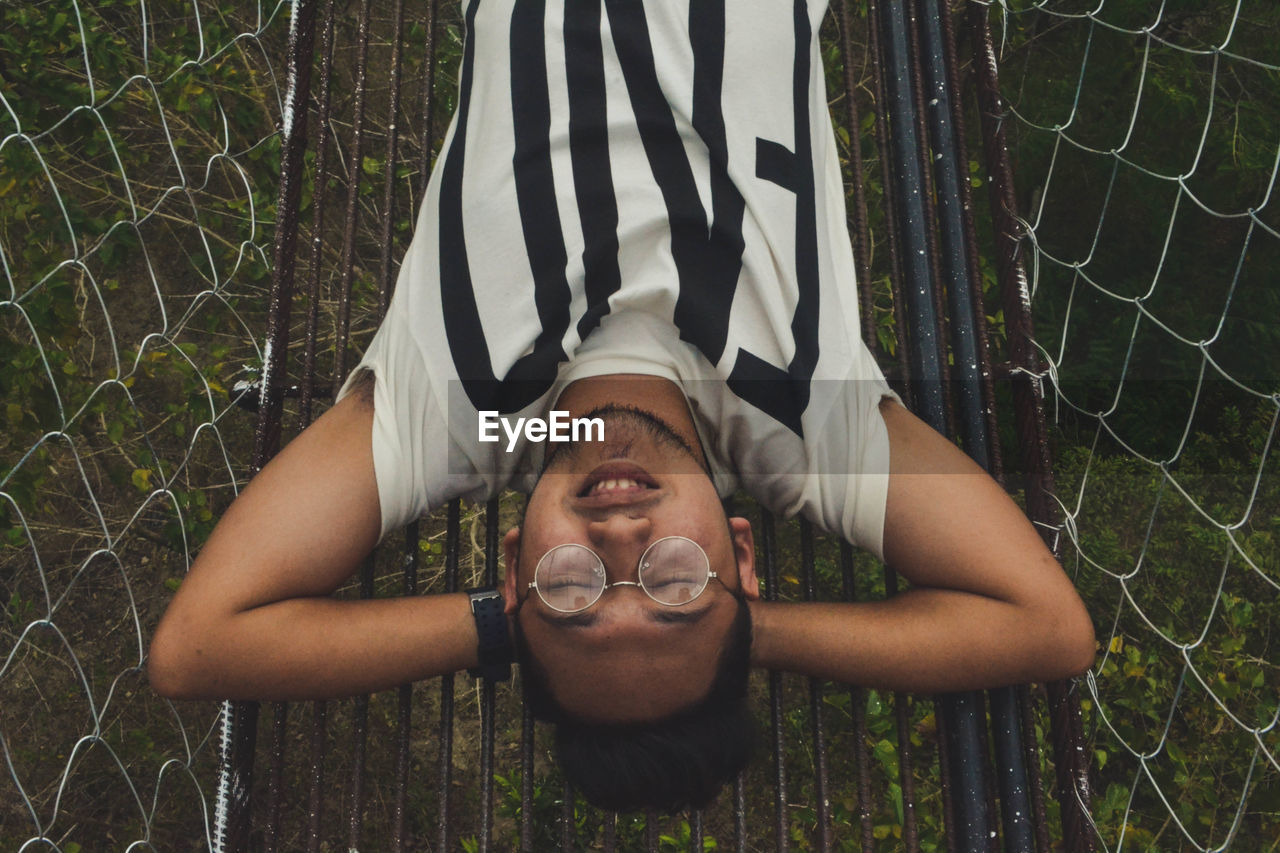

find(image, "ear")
[728,516,760,600]
[502,527,522,615]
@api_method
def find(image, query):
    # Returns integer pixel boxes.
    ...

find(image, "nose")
[586,513,652,582]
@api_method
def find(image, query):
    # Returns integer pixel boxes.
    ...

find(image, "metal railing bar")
[918,0,1040,847]
[732,774,747,852]
[477,496,501,852]
[865,0,913,388]
[838,541,876,853]
[220,0,321,846]
[874,0,945,420]
[418,0,442,199]
[885,565,922,853]
[916,0,989,472]
[938,665,998,845]
[520,703,535,852]
[936,0,1004,485]
[299,5,337,845]
[833,0,878,351]
[759,509,790,852]
[345,554,375,850]
[560,779,574,851]
[436,499,462,852]
[382,10,412,844]
[800,519,832,852]
[875,0,994,847]
[263,702,288,851]
[964,5,1095,850]
[330,0,372,397]
[305,700,328,853]
[905,0,957,439]
[934,687,956,852]
[988,686,1034,851]
[392,520,420,851]
[377,0,408,316]
[1017,684,1051,853]
[298,0,336,432]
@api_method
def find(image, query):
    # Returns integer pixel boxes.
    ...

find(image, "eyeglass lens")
[639,537,710,604]
[533,537,710,612]
[535,544,605,612]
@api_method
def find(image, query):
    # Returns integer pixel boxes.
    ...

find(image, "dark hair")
[514,595,755,813]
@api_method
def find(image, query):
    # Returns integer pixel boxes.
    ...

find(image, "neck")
[555,374,708,470]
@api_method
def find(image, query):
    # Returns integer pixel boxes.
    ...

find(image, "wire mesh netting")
[984,0,1280,848]
[1,0,291,847]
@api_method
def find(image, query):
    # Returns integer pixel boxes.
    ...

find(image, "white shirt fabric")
[339,0,898,558]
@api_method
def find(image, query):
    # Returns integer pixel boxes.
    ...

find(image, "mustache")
[539,404,703,475]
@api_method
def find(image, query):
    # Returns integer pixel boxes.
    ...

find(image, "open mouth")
[577,462,659,499]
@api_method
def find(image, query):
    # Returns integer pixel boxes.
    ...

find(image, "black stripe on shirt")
[565,0,621,341]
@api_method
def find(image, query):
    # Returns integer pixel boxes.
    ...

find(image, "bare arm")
[749,400,1095,691]
[147,391,479,701]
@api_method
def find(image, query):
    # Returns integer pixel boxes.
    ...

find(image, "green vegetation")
[995,1,1280,847]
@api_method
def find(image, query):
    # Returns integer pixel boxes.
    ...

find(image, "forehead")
[516,590,745,723]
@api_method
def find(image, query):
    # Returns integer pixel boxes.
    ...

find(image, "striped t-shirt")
[342,0,897,557]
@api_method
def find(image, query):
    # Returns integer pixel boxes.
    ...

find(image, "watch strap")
[466,587,513,682]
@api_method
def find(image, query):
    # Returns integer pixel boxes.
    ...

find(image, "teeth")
[590,477,642,495]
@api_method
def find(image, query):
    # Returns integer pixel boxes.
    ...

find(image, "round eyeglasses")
[529,536,719,613]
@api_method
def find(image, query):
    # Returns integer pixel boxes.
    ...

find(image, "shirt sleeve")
[335,305,484,543]
[802,369,899,561]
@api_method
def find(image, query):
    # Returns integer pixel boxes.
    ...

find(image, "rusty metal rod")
[839,542,876,853]
[800,519,832,852]
[220,0,320,848]
[1018,684,1051,853]
[477,496,501,852]
[418,0,442,198]
[330,0,372,395]
[305,700,328,852]
[392,520,420,851]
[377,0,409,317]
[520,703,534,853]
[759,509,790,853]
[299,4,338,848]
[298,0,337,432]
[437,500,462,852]
[263,702,288,852]
[834,0,878,351]
[965,6,1094,850]
[345,554,375,850]
[884,566,921,853]
[733,774,747,852]
[560,780,574,851]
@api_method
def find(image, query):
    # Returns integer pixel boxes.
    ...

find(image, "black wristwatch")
[466,587,513,683]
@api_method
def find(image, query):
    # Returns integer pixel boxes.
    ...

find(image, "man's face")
[503,407,758,724]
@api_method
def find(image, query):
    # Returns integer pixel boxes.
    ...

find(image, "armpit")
[348,368,376,408]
